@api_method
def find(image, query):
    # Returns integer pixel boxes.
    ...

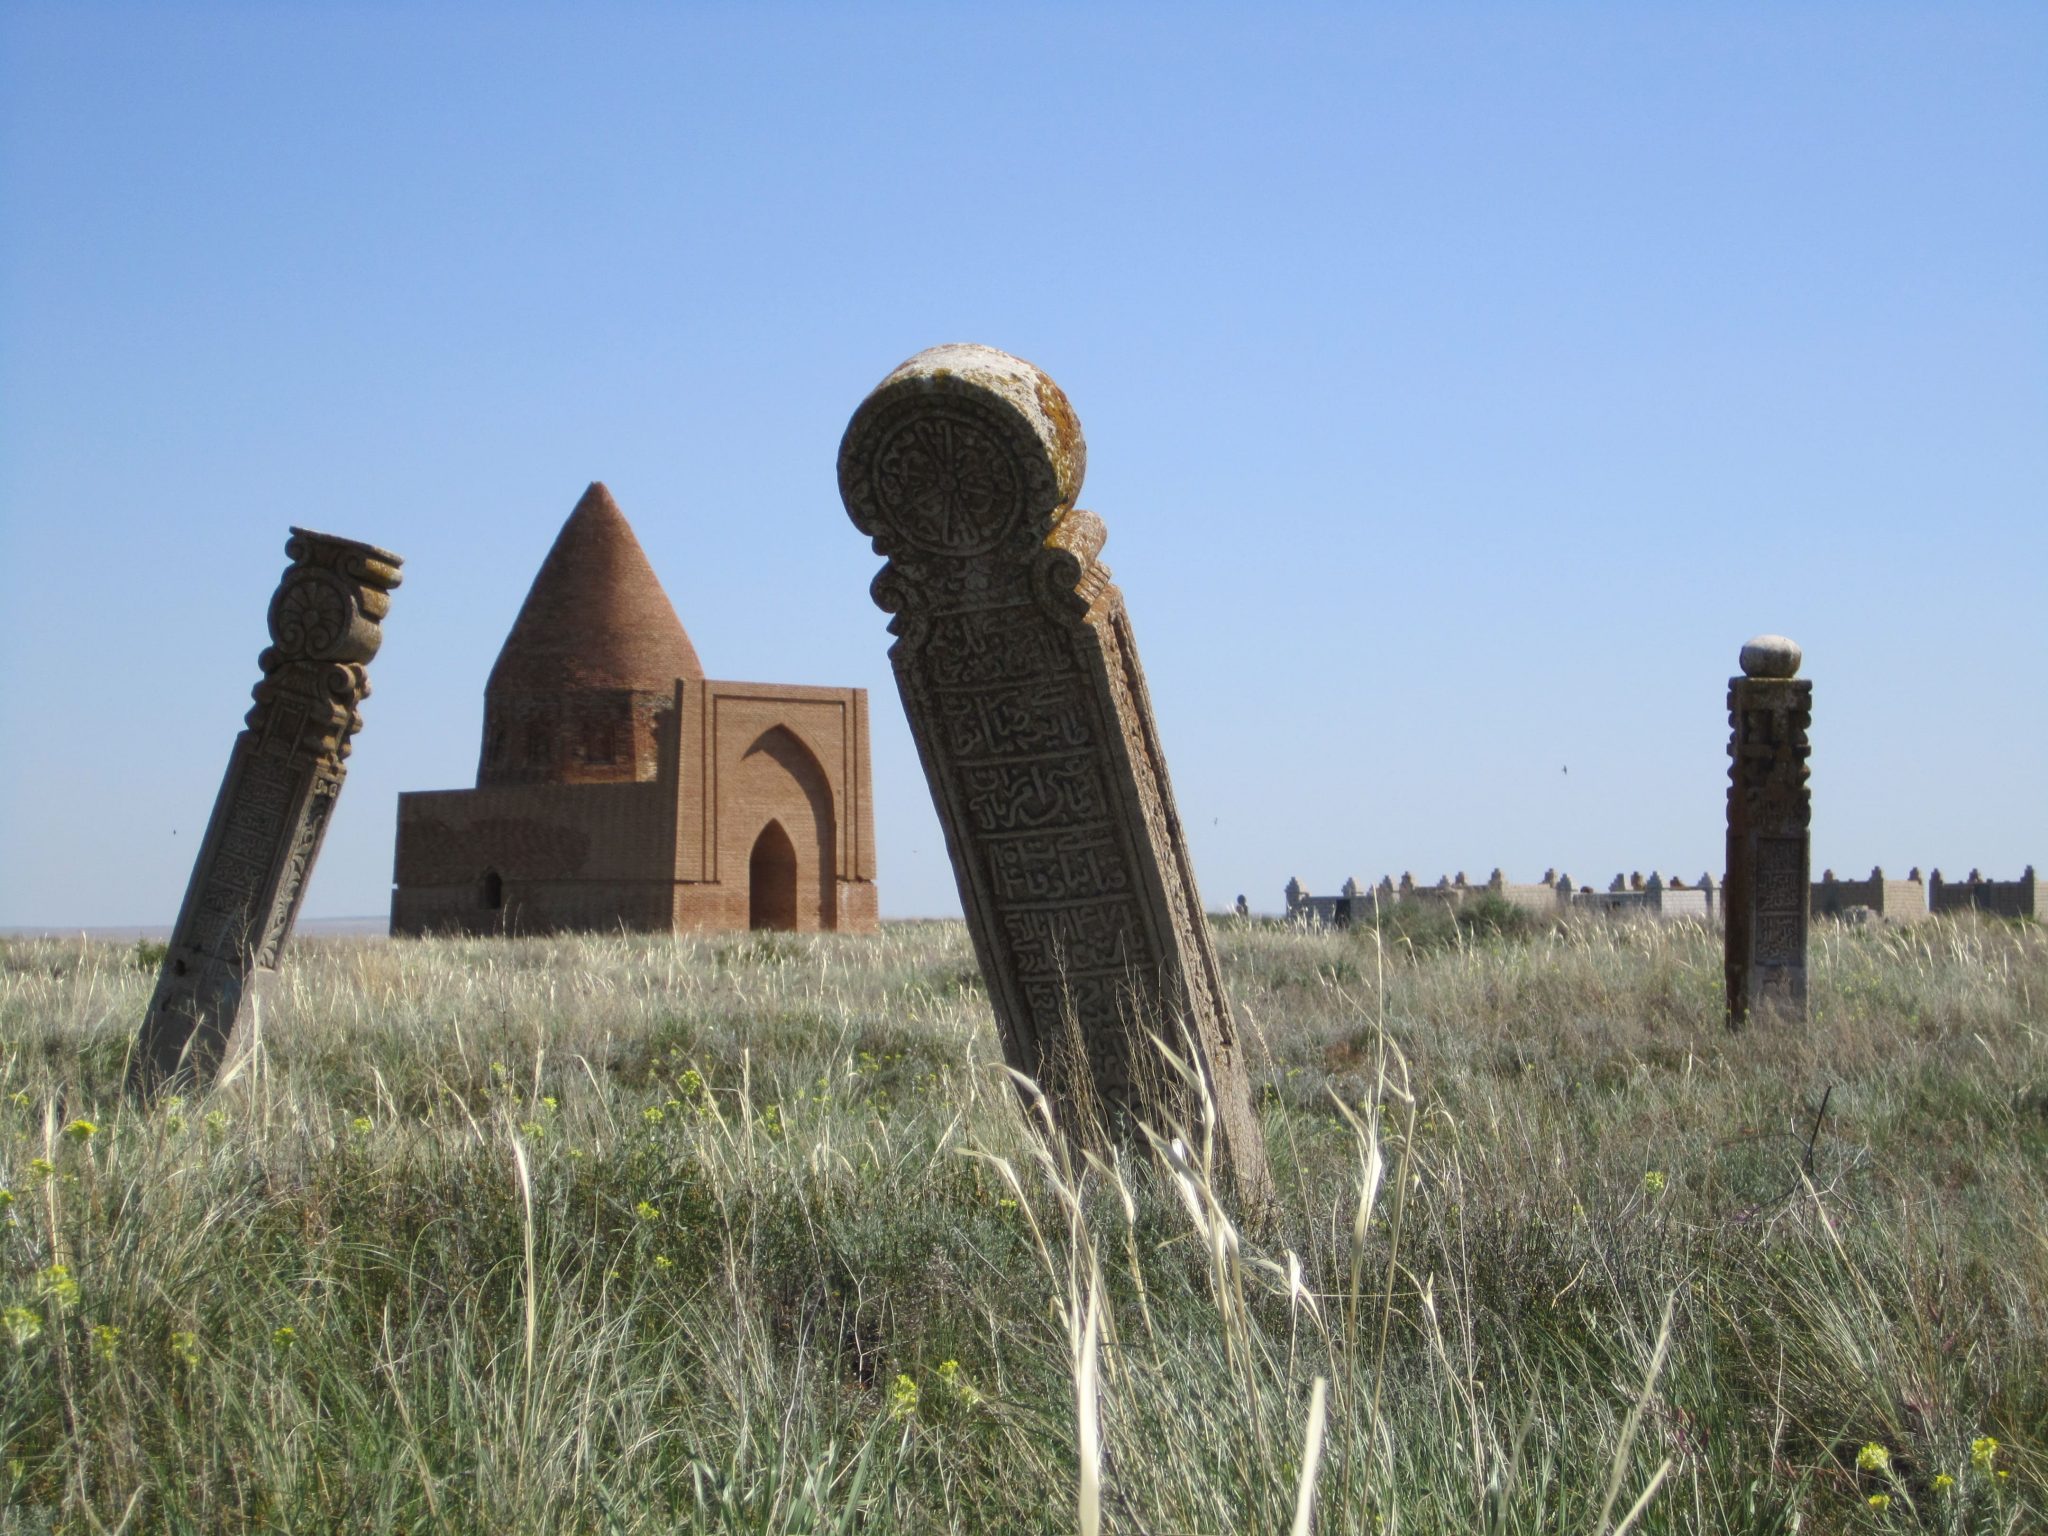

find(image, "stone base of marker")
[133,529,401,1093]
[1724,634,1810,1028]
[839,344,1269,1202]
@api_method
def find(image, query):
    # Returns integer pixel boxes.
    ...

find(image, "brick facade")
[391,485,877,936]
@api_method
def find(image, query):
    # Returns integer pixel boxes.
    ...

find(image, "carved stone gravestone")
[133,529,402,1092]
[838,344,1268,1198]
[1724,634,1810,1028]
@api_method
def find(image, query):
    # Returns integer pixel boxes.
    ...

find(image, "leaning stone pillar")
[1724,634,1810,1028]
[838,344,1268,1199]
[133,529,402,1092]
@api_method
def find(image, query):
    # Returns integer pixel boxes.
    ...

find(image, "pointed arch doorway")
[727,725,839,931]
[748,821,799,931]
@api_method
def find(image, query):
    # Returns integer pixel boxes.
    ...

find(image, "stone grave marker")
[1724,633,1810,1027]
[838,344,1268,1198]
[132,528,401,1092]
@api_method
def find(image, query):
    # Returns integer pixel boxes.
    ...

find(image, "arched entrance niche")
[748,822,798,930]
[732,726,838,931]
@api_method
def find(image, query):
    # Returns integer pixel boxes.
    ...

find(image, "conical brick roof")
[486,482,702,698]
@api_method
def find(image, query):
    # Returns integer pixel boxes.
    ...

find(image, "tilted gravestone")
[133,529,401,1092]
[1724,634,1810,1028]
[838,344,1268,1198]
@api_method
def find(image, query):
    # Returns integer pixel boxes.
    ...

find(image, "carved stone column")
[133,529,402,1092]
[839,344,1268,1199]
[1724,634,1810,1028]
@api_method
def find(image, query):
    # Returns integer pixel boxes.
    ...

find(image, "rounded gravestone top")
[1739,634,1802,679]
[839,343,1087,557]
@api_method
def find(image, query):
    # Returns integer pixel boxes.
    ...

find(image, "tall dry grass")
[0,912,2041,1532]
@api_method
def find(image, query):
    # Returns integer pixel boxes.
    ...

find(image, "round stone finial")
[839,344,1087,559]
[1739,634,1802,679]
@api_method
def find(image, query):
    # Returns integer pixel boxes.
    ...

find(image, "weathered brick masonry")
[391,484,877,935]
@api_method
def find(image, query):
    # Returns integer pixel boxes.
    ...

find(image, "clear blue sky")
[3,2,2043,927]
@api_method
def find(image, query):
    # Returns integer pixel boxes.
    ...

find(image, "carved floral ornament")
[268,569,357,659]
[263,528,403,668]
[840,344,1087,577]
[870,411,1027,555]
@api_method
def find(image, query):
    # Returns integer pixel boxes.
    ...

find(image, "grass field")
[1,910,2043,1533]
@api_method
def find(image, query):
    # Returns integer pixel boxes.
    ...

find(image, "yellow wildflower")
[1971,1435,1999,1472]
[1643,1170,1666,1196]
[635,1200,660,1222]
[642,1105,665,1125]
[36,1264,79,1312]
[1867,1492,1890,1510]
[271,1326,296,1349]
[1932,1474,1954,1492]
[62,1118,97,1142]
[169,1330,199,1368]
[90,1324,121,1361]
[936,1358,982,1407]
[1856,1442,1890,1474]
[888,1373,919,1421]
[3,1306,41,1346]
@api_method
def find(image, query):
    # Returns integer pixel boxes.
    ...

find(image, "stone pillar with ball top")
[838,344,1269,1201]
[1724,634,1810,1028]
[133,529,402,1093]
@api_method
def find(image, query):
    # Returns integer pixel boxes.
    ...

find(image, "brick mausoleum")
[390,484,878,936]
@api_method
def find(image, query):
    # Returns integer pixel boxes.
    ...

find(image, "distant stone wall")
[1929,867,2041,920]
[1284,869,1710,926]
[1567,872,1711,921]
[1284,861,2038,928]
[1810,867,1930,923]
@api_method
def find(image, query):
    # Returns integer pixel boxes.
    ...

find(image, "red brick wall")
[668,679,878,934]
[390,780,675,935]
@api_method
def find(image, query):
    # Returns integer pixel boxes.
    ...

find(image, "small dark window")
[481,870,503,910]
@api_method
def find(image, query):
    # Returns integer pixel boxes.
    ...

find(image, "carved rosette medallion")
[1723,640,1812,1029]
[268,569,357,659]
[870,413,1027,554]
[840,344,1268,1199]
[133,527,402,1093]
